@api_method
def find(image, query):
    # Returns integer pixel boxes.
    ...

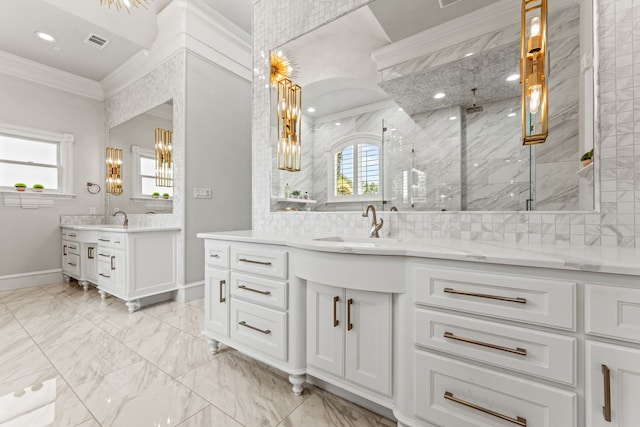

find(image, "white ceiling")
[0,0,251,82]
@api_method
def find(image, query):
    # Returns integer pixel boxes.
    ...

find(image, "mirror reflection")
[108,100,173,214]
[270,0,593,212]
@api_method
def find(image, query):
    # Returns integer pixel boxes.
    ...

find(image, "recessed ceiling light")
[35,31,55,42]
[506,74,520,82]
[448,116,457,120]
[464,52,474,57]
[307,107,316,113]
[507,112,517,117]
[335,122,341,126]
[434,93,446,99]
[397,107,403,111]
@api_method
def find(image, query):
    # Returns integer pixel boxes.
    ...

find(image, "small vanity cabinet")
[96,230,179,312]
[202,238,306,395]
[585,284,640,426]
[61,227,98,290]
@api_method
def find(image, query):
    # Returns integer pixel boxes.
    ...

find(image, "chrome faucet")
[113,210,128,228]
[362,205,383,238]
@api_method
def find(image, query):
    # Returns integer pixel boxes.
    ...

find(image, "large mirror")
[107,100,174,214]
[270,0,594,212]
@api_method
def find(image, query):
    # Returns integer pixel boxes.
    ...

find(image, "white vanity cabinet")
[61,227,98,290]
[585,284,640,426]
[201,238,306,396]
[306,281,392,396]
[96,230,178,313]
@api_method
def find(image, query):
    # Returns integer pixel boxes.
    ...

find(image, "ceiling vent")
[438,0,461,8]
[83,33,110,49]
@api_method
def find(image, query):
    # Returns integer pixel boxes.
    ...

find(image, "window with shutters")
[327,133,381,202]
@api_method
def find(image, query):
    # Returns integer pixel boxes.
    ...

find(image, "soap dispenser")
[285,183,290,198]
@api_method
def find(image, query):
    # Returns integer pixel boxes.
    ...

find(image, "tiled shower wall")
[252,0,638,247]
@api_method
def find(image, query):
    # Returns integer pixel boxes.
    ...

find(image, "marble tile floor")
[0,281,396,427]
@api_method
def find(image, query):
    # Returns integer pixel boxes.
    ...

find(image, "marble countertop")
[62,224,180,233]
[197,230,640,276]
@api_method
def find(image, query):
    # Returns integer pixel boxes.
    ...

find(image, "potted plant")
[14,183,27,192]
[580,149,594,167]
[32,184,44,192]
[291,190,301,199]
[152,192,160,199]
[162,193,170,199]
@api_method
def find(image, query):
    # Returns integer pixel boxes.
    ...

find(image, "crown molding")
[372,0,576,71]
[102,0,252,99]
[0,50,103,100]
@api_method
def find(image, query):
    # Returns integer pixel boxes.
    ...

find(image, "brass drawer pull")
[88,247,94,259]
[209,254,220,258]
[239,320,271,335]
[98,253,110,258]
[68,245,77,250]
[443,332,527,356]
[238,284,271,295]
[444,391,527,426]
[110,256,116,270]
[98,238,110,242]
[347,298,354,331]
[219,280,226,303]
[68,233,77,238]
[602,364,611,422]
[99,273,110,278]
[68,262,77,267]
[239,258,272,266]
[443,287,527,304]
[333,296,340,327]
[63,245,68,255]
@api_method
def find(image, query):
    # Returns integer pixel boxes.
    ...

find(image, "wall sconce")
[521,0,548,145]
[155,128,173,187]
[106,147,123,195]
[276,78,302,172]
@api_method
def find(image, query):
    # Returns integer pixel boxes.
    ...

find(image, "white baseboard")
[175,280,204,303]
[0,269,63,292]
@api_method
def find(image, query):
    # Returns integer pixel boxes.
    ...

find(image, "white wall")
[0,73,104,278]
[184,52,252,285]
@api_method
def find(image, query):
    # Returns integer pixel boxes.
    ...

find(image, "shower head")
[465,88,484,114]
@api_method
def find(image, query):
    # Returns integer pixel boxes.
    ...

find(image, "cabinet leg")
[79,280,90,291]
[125,300,141,313]
[208,338,220,355]
[63,274,71,283]
[98,289,107,300]
[288,374,305,396]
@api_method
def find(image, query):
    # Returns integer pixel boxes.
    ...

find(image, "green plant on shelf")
[32,183,45,192]
[580,149,594,161]
[162,193,170,199]
[291,190,301,198]
[15,183,27,192]
[152,192,160,199]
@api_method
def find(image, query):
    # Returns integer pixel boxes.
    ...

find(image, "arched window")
[327,133,381,202]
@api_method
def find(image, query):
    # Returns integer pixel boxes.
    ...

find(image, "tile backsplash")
[252,0,637,247]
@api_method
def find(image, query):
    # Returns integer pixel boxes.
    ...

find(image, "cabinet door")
[306,282,344,378]
[344,289,392,396]
[205,267,230,337]
[586,341,640,427]
[84,244,98,283]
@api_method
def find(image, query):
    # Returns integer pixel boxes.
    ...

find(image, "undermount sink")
[312,236,400,247]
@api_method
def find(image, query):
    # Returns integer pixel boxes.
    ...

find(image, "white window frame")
[0,123,74,196]
[326,132,382,203]
[130,145,172,205]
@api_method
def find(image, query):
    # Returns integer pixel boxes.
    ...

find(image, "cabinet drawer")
[205,240,230,268]
[413,266,576,330]
[415,309,576,385]
[230,245,287,279]
[61,229,79,242]
[63,240,80,256]
[415,351,576,427]
[230,299,287,361]
[585,284,640,344]
[97,233,125,249]
[64,254,80,276]
[97,262,113,286]
[230,272,287,310]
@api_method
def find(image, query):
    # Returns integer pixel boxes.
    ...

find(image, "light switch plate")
[194,187,212,199]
